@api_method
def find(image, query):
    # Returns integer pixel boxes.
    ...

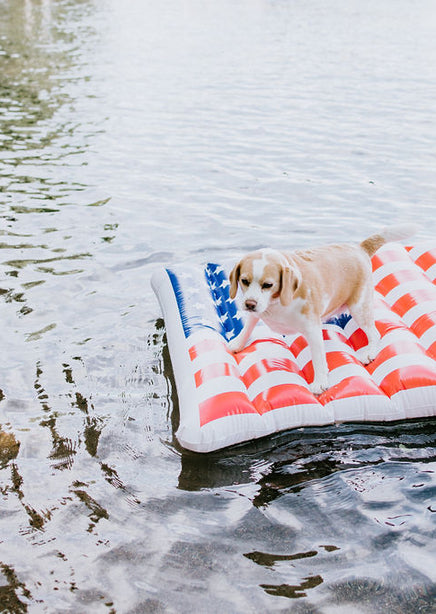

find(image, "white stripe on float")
[186,328,224,348]
[237,344,294,375]
[406,246,424,260]
[376,328,423,352]
[247,371,309,401]
[416,326,436,350]
[374,308,404,326]
[384,280,433,305]
[372,260,415,285]
[342,318,359,337]
[323,338,355,353]
[191,350,238,372]
[196,376,247,405]
[294,339,355,368]
[290,343,311,367]
[370,353,436,384]
[293,344,312,368]
[401,300,436,326]
[407,243,436,261]
[327,363,372,388]
[424,263,436,283]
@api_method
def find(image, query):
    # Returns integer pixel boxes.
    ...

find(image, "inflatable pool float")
[151,242,436,452]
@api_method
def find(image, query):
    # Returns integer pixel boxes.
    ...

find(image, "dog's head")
[229,249,301,314]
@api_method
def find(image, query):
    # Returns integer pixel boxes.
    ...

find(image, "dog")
[228,225,414,394]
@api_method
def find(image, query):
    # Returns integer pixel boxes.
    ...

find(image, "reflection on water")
[0,0,93,202]
[0,428,20,467]
[1,0,436,611]
[178,422,436,608]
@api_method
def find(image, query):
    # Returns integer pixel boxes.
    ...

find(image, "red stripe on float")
[189,338,228,361]
[319,376,384,404]
[409,312,436,339]
[392,289,436,318]
[232,338,289,364]
[365,340,428,372]
[289,335,308,358]
[426,340,436,361]
[372,249,404,272]
[378,366,436,397]
[326,350,359,371]
[371,253,385,272]
[291,338,358,386]
[199,392,257,426]
[194,362,240,387]
[348,328,369,351]
[242,358,301,388]
[300,362,314,385]
[252,384,318,415]
[374,319,405,338]
[231,343,258,363]
[289,331,347,358]
[375,270,422,296]
[414,250,436,272]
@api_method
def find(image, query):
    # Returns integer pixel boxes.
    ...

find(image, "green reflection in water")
[0,562,32,614]
[261,575,324,599]
[3,252,91,269]
[0,0,96,206]
[0,429,20,468]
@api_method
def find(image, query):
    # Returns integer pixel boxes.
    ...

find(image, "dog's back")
[288,243,371,320]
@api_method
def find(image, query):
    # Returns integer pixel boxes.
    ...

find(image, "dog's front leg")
[228,312,259,353]
[305,325,329,395]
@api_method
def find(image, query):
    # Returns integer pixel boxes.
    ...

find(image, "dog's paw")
[228,336,244,354]
[356,344,379,365]
[309,378,329,396]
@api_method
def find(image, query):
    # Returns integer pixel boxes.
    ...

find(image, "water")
[1,0,436,611]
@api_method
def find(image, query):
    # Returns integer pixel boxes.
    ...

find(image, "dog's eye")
[241,278,250,287]
[262,282,273,290]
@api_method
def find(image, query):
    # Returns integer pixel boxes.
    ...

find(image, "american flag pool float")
[151,242,436,452]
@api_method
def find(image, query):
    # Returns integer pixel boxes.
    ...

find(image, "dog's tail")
[360,223,419,257]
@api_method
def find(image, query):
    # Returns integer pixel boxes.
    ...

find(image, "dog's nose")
[245,299,257,312]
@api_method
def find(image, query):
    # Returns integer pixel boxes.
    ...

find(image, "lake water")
[1,0,436,611]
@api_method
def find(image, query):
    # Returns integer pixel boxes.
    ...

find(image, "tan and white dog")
[228,225,414,394]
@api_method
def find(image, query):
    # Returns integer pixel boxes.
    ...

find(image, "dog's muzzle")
[244,299,257,312]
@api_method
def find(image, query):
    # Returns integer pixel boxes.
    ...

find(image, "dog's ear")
[280,265,301,306]
[229,263,241,299]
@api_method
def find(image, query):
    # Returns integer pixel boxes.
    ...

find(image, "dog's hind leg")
[349,290,380,364]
